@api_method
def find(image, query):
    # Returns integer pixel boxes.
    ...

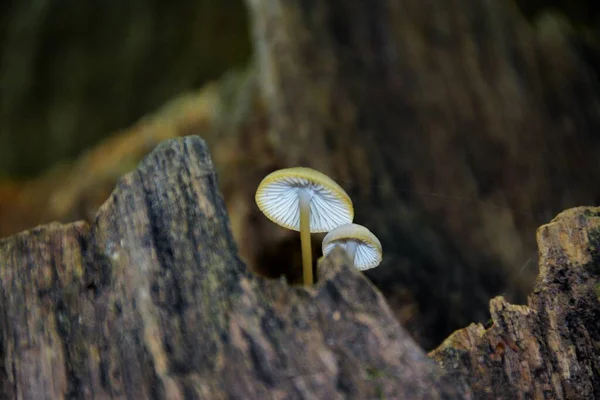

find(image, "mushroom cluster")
[255,167,382,285]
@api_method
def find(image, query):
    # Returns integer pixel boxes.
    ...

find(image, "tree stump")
[1,136,599,399]
[430,207,600,399]
[3,1,600,354]
[0,136,464,399]
[240,0,600,349]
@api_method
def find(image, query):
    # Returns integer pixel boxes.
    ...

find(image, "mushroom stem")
[299,189,313,285]
[345,240,358,263]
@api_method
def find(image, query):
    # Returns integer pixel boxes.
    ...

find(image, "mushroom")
[321,223,382,271]
[255,167,354,285]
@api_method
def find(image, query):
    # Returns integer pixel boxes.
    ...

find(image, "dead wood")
[430,207,600,399]
[0,136,464,399]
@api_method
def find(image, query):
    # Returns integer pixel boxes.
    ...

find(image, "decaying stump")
[430,207,600,399]
[0,136,464,399]
[1,135,599,399]
[4,0,600,354]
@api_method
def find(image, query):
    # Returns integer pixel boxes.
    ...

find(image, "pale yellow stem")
[299,190,313,285]
[346,241,358,263]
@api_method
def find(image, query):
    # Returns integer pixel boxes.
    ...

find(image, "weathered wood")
[0,136,464,399]
[4,0,600,359]
[241,0,600,349]
[430,207,600,399]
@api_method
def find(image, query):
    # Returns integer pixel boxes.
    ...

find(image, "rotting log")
[430,207,600,399]
[0,136,465,399]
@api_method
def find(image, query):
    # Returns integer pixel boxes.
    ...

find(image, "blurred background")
[1,0,599,350]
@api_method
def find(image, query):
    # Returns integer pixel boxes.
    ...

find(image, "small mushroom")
[321,223,382,271]
[255,167,354,285]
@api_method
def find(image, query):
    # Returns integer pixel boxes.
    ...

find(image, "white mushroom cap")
[255,167,354,232]
[322,223,382,270]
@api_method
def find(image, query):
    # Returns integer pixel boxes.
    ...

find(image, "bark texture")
[430,207,600,400]
[0,136,464,399]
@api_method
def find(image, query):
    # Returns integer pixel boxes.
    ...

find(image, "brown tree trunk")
[239,0,600,349]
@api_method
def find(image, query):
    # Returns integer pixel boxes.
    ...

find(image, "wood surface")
[0,136,464,399]
[430,207,600,399]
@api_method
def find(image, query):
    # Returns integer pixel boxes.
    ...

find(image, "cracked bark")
[1,136,599,399]
[430,207,600,399]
